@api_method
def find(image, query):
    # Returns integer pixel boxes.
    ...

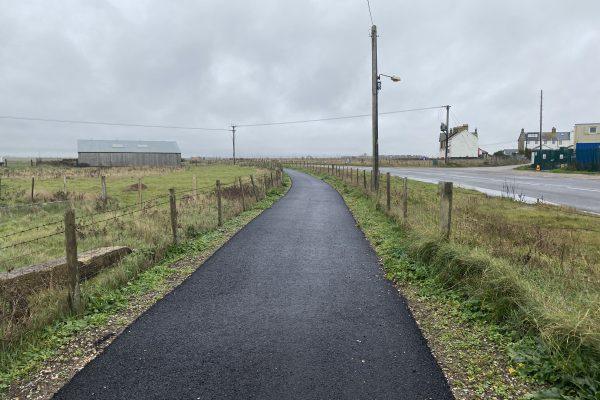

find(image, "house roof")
[77,140,181,154]
[523,131,570,141]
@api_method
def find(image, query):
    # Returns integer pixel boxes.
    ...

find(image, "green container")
[532,148,574,170]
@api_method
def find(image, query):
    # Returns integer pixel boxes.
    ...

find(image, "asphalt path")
[361,165,600,214]
[54,169,453,400]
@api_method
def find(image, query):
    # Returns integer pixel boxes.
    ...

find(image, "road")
[53,170,452,400]
[370,165,600,214]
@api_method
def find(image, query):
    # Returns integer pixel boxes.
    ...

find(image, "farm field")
[0,163,270,272]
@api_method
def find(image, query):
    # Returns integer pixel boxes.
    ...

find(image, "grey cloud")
[1,0,599,157]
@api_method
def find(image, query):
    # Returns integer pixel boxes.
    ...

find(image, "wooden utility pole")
[64,208,81,314]
[169,188,178,244]
[445,105,451,164]
[231,125,237,165]
[371,24,380,192]
[539,90,543,155]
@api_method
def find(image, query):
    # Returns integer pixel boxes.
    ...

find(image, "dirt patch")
[124,183,148,192]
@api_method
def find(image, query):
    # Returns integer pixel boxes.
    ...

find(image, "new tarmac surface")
[54,170,453,400]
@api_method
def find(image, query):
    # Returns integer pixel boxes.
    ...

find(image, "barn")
[77,140,181,167]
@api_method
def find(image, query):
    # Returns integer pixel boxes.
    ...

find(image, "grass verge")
[299,168,598,400]
[0,176,289,399]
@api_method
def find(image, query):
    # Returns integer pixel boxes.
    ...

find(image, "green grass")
[0,164,270,271]
[298,166,599,399]
[0,175,289,395]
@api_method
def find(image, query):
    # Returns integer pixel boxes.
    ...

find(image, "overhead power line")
[366,0,374,25]
[0,105,445,133]
[0,115,229,131]
[236,106,445,128]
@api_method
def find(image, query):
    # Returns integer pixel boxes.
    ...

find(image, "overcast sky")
[1,0,599,158]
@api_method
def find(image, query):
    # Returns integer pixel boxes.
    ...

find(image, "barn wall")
[78,152,181,167]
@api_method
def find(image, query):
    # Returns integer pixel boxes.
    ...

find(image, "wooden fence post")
[193,175,198,201]
[31,177,35,202]
[64,208,82,314]
[386,172,391,211]
[239,177,246,211]
[439,181,453,239]
[216,180,223,226]
[250,175,259,201]
[402,177,408,221]
[270,171,274,188]
[99,176,107,207]
[138,178,143,212]
[169,188,178,244]
[363,170,367,189]
[63,176,68,195]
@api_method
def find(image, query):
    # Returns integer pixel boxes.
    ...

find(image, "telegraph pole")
[538,90,543,154]
[231,125,236,165]
[445,105,450,164]
[371,24,379,191]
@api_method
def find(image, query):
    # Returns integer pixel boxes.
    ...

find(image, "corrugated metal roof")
[77,140,180,154]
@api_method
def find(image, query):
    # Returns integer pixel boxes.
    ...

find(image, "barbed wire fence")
[0,162,285,338]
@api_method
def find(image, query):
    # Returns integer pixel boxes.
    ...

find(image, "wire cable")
[236,106,445,128]
[0,115,229,131]
[366,0,374,25]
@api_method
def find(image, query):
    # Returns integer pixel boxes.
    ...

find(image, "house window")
[590,126,598,134]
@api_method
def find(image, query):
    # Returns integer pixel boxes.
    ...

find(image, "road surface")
[54,169,452,400]
[371,165,600,214]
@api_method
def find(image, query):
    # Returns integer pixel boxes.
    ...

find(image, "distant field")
[0,163,270,272]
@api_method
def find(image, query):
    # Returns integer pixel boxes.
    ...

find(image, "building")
[439,124,479,158]
[573,123,600,171]
[77,140,181,167]
[501,149,520,157]
[573,123,600,145]
[518,127,572,152]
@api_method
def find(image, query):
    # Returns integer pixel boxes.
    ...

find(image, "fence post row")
[169,188,178,244]
[64,208,82,314]
[216,180,223,226]
[439,181,453,239]
[386,172,391,211]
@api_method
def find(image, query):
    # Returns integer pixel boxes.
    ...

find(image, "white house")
[518,127,572,152]
[439,124,479,158]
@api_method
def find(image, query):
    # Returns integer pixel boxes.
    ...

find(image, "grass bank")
[297,166,599,400]
[0,175,289,397]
